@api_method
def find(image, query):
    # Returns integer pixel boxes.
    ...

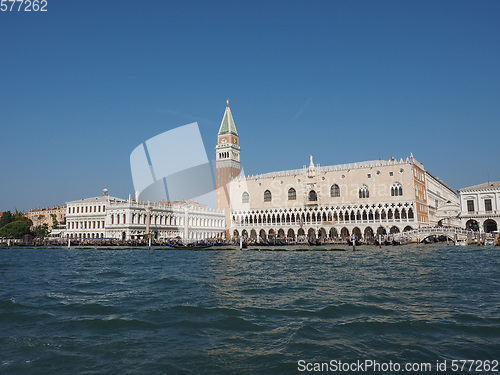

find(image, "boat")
[422,236,437,244]
[484,238,495,246]
[167,242,212,249]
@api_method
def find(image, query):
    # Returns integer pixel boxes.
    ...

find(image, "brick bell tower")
[216,100,241,238]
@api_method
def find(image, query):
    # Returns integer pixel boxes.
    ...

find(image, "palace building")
[26,205,66,230]
[65,188,225,241]
[458,181,500,233]
[215,102,459,240]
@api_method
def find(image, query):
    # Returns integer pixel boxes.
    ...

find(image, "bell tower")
[216,100,241,238]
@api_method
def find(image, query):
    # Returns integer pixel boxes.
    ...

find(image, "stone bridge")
[392,227,488,243]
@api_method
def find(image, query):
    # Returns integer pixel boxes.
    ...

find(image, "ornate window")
[288,188,296,200]
[485,199,492,212]
[359,185,369,198]
[242,192,249,203]
[467,200,474,212]
[264,190,272,202]
[391,182,403,196]
[330,184,340,197]
[308,190,318,201]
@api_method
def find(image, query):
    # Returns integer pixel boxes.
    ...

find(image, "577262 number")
[0,0,48,11]
[451,360,499,372]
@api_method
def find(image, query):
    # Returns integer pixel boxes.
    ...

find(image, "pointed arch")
[242,192,249,203]
[330,184,340,197]
[308,190,318,201]
[391,182,403,196]
[264,190,272,202]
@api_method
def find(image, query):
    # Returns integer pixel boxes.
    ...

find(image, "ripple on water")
[0,245,498,374]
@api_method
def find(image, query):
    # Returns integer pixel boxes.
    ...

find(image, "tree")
[12,211,33,227]
[0,211,13,228]
[0,221,31,238]
[34,223,50,239]
[51,213,59,228]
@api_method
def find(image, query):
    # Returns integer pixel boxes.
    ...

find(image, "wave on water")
[0,245,498,374]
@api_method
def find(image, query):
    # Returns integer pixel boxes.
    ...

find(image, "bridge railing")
[393,227,483,241]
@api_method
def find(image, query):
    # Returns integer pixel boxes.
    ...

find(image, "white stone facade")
[65,189,225,241]
[458,182,500,233]
[425,171,461,227]
[228,156,459,240]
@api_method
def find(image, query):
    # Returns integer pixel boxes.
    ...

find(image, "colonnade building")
[65,188,225,241]
[458,181,500,233]
[215,102,459,240]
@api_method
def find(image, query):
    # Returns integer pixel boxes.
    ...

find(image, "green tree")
[12,211,33,227]
[34,223,50,239]
[51,213,59,228]
[0,211,13,228]
[0,221,31,238]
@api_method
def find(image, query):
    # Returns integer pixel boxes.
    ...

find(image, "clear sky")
[1,0,499,212]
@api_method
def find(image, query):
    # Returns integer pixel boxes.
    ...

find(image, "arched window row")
[103,213,224,228]
[231,207,415,226]
[242,182,405,203]
[245,184,344,203]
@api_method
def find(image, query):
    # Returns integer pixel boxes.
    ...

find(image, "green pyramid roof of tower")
[218,101,238,135]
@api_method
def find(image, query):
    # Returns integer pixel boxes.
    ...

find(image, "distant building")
[26,205,66,230]
[65,188,225,241]
[458,182,500,233]
[425,171,460,227]
[215,103,460,240]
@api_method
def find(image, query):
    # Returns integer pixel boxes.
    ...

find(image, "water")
[1,245,499,374]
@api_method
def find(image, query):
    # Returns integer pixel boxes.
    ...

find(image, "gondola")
[421,237,435,244]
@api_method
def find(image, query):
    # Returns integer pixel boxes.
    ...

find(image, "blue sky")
[1,0,499,211]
